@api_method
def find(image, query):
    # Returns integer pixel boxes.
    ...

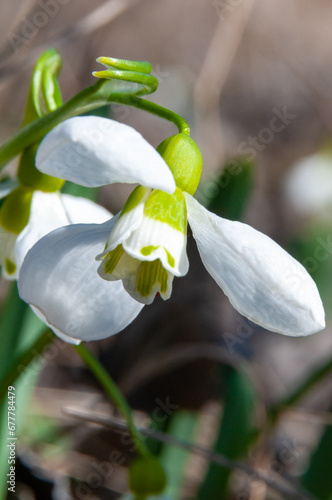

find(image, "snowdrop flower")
[285,153,332,219]
[18,116,325,344]
[0,182,110,280]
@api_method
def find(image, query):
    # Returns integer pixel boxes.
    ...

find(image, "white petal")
[0,178,19,199]
[36,116,176,193]
[98,249,174,305]
[0,226,18,280]
[123,216,188,276]
[61,193,111,224]
[15,192,111,273]
[99,187,189,276]
[98,188,151,258]
[185,193,325,336]
[18,220,144,342]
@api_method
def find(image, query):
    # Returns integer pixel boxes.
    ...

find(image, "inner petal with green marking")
[96,187,189,304]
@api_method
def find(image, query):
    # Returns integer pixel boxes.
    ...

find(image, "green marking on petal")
[159,265,168,293]
[140,246,175,268]
[136,259,169,298]
[120,185,150,218]
[165,249,175,268]
[5,259,16,275]
[144,188,187,233]
[103,244,124,274]
[141,245,159,256]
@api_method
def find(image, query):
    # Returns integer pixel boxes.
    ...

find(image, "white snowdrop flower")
[285,153,332,218]
[18,116,325,343]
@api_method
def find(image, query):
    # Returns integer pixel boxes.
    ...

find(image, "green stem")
[127,96,190,135]
[0,81,190,169]
[268,353,332,423]
[74,343,149,458]
[0,328,53,401]
[0,81,108,167]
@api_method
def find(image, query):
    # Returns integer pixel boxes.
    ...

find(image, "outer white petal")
[15,191,111,273]
[36,116,176,193]
[61,193,111,224]
[185,193,325,336]
[18,219,144,343]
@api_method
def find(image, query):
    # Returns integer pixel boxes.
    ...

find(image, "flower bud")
[129,457,166,496]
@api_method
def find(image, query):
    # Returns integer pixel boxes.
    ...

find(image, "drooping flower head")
[18,116,325,343]
[96,132,202,304]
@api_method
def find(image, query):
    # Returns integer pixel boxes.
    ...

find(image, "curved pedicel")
[0,56,189,169]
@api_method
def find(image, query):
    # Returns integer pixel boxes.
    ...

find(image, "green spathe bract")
[0,186,34,234]
[157,133,202,195]
[17,49,64,193]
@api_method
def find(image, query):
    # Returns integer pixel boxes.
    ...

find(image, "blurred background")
[1,0,332,499]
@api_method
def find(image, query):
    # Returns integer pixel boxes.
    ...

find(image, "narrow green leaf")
[301,418,332,500]
[195,158,256,498]
[0,286,46,500]
[160,411,199,500]
[0,285,28,379]
[61,181,99,201]
[197,368,258,500]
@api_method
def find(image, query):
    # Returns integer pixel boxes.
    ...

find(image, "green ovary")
[0,187,34,234]
[5,259,16,275]
[136,259,168,297]
[18,143,64,192]
[157,133,202,195]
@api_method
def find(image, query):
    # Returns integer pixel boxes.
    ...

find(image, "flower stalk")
[0,57,190,169]
[74,343,150,458]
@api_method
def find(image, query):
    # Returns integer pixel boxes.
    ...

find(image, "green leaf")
[61,181,99,201]
[160,411,199,500]
[0,286,47,500]
[0,285,28,379]
[18,48,64,192]
[197,367,258,500]
[301,417,332,500]
[23,48,62,124]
